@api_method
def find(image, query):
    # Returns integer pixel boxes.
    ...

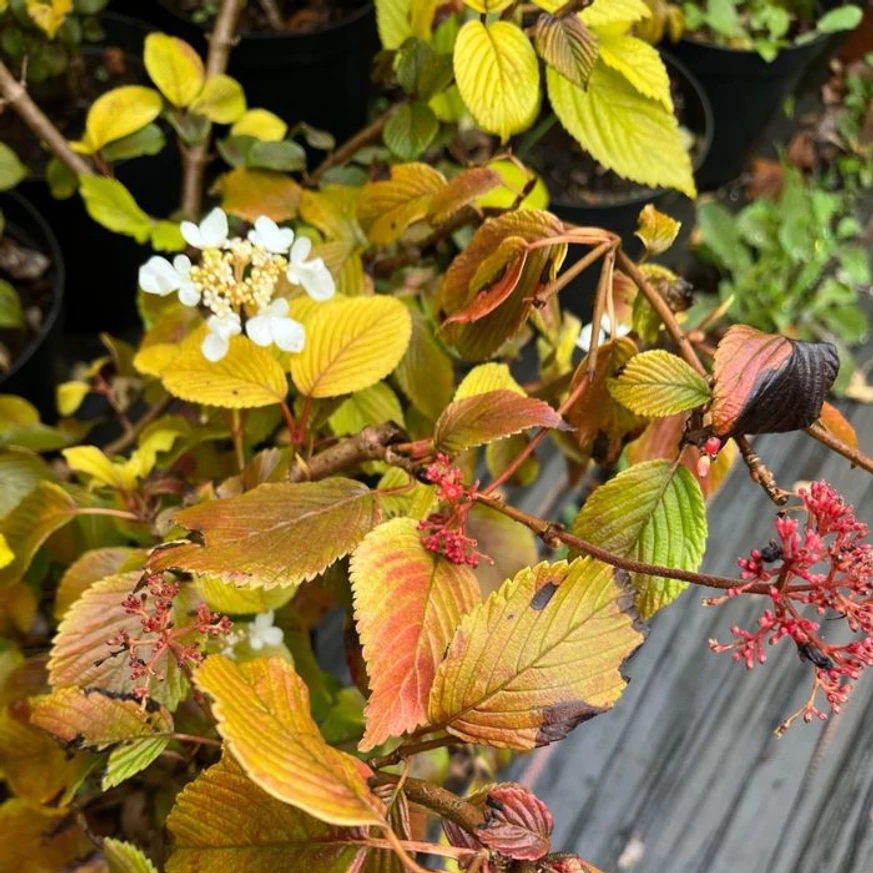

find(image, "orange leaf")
[217,167,302,222]
[817,401,858,450]
[0,801,92,873]
[194,656,385,827]
[350,518,481,750]
[150,479,381,590]
[55,547,148,620]
[428,166,502,224]
[434,390,567,454]
[428,558,644,749]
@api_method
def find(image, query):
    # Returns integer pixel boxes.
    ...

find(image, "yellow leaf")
[0,482,77,587]
[357,162,445,245]
[301,186,365,243]
[476,159,550,211]
[634,203,681,255]
[197,577,295,614]
[25,0,71,38]
[598,32,673,110]
[104,838,159,873]
[218,167,301,222]
[581,0,651,27]
[329,382,405,436]
[56,380,89,417]
[189,74,246,123]
[166,757,369,872]
[83,86,163,153]
[162,335,289,408]
[194,656,385,827]
[547,62,695,197]
[63,445,125,490]
[144,33,205,107]
[291,296,412,399]
[150,478,381,590]
[454,362,525,400]
[0,801,91,873]
[394,306,454,421]
[230,108,288,141]
[454,20,540,142]
[464,0,513,9]
[428,557,644,748]
[375,0,412,49]
[351,518,481,749]
[0,448,50,519]
[55,547,147,620]
[0,534,11,570]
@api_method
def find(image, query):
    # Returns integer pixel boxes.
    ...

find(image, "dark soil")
[529,77,703,206]
[0,235,52,374]
[172,0,365,33]
[0,47,143,177]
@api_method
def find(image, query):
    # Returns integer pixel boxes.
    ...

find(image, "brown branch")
[180,0,242,219]
[310,103,403,184]
[370,773,486,835]
[805,420,873,475]
[368,735,462,771]
[474,491,769,594]
[286,422,411,481]
[104,396,173,456]
[0,61,93,177]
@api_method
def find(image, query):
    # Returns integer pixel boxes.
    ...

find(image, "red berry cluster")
[107,572,232,700]
[709,481,873,734]
[418,454,491,567]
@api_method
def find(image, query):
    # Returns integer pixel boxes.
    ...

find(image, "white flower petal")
[272,317,306,353]
[180,220,203,248]
[249,216,294,254]
[267,297,290,317]
[200,207,229,247]
[138,256,179,296]
[245,314,273,347]
[178,283,201,307]
[290,235,312,264]
[201,332,230,362]
[262,626,284,647]
[248,635,265,651]
[173,254,192,278]
[298,260,336,301]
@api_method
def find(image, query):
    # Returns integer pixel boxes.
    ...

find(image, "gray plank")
[507,403,873,873]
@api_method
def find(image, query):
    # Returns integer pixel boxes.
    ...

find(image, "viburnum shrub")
[0,2,871,871]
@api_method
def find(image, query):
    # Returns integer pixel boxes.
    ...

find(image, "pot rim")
[0,190,65,386]
[547,50,715,212]
[157,0,374,41]
[678,26,832,57]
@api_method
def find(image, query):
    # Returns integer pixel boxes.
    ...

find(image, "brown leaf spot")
[535,700,605,746]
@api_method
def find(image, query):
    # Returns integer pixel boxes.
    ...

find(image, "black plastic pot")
[155,1,377,142]
[541,53,713,320]
[669,33,832,191]
[20,18,181,336]
[0,191,65,420]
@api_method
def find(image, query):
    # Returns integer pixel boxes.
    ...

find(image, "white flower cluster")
[220,610,285,657]
[139,208,335,362]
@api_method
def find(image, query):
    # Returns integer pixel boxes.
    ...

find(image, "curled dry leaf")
[711,326,839,438]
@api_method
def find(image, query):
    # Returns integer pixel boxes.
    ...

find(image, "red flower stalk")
[418,454,492,567]
[106,572,232,700]
[709,481,873,734]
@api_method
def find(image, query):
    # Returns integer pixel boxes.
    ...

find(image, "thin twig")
[310,103,403,184]
[805,420,873,475]
[104,396,173,456]
[368,735,462,770]
[180,0,242,218]
[0,61,93,177]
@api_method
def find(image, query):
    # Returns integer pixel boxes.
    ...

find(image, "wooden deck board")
[506,402,873,872]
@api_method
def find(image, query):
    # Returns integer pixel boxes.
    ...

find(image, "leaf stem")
[368,734,462,770]
[104,396,173,456]
[76,507,142,522]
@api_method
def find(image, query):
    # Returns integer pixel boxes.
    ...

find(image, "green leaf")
[0,279,24,329]
[0,448,50,519]
[396,37,454,100]
[547,62,696,197]
[46,157,78,199]
[79,176,152,243]
[454,20,541,142]
[383,102,439,161]
[104,837,159,873]
[532,12,599,90]
[329,382,405,436]
[103,738,169,791]
[608,350,711,416]
[817,5,863,34]
[100,123,166,162]
[0,142,27,191]
[150,478,381,590]
[245,139,307,172]
[571,460,707,618]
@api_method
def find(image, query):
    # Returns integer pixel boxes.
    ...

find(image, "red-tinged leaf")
[48,573,188,709]
[439,210,565,361]
[563,337,647,465]
[477,784,553,860]
[434,390,567,454]
[711,326,839,437]
[55,547,148,620]
[194,655,385,827]
[441,241,529,328]
[626,413,737,501]
[428,558,644,749]
[166,757,371,873]
[544,855,607,873]
[150,479,381,590]
[31,685,172,750]
[350,518,481,750]
[428,167,502,224]
[817,401,858,450]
